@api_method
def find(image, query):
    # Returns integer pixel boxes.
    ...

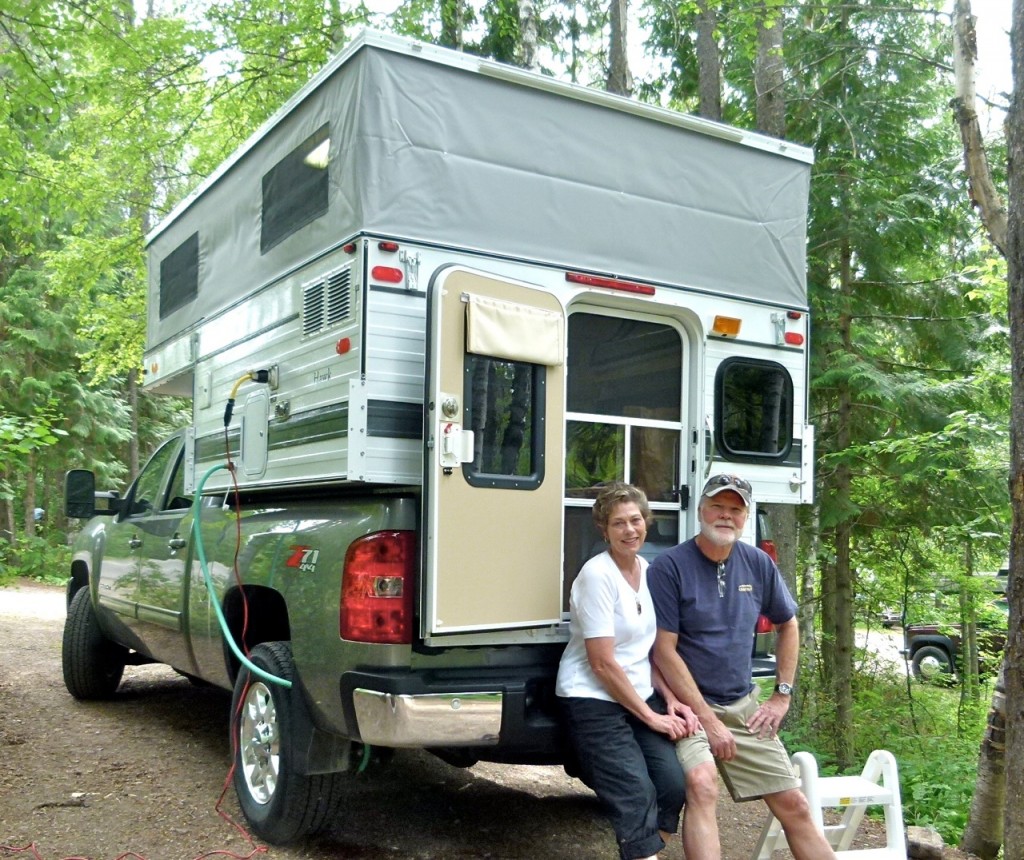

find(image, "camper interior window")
[462,355,544,489]
[715,357,793,460]
[261,124,331,253]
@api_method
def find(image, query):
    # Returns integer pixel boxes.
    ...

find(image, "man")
[649,474,836,860]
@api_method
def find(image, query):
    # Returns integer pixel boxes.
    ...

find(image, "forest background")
[0,0,1016,855]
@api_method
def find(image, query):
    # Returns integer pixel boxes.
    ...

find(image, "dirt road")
[1,580,888,860]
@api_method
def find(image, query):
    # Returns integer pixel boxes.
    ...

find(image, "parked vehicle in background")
[902,572,1008,682]
[752,508,779,677]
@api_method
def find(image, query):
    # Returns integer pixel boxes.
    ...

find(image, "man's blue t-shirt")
[649,538,796,704]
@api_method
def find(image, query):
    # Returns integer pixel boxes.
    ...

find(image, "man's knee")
[685,762,720,807]
[766,787,814,822]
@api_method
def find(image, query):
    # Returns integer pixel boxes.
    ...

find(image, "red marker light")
[784,332,804,346]
[787,311,802,321]
[378,241,399,252]
[336,337,351,355]
[342,242,357,254]
[371,266,403,284]
[565,272,656,296]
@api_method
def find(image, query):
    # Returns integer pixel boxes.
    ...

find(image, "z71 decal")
[285,545,320,573]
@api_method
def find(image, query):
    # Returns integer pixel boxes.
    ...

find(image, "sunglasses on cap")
[704,474,751,491]
[701,474,753,503]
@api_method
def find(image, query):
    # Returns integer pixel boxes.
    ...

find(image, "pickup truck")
[902,597,1008,682]
[62,430,567,844]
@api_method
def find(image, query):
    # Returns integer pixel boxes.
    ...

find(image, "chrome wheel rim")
[239,681,279,805]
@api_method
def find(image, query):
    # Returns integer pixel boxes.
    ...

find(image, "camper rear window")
[463,356,544,489]
[261,124,330,253]
[715,358,793,460]
[159,232,199,319]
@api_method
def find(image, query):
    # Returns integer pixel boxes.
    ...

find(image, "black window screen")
[715,358,793,459]
[261,124,330,253]
[159,232,199,319]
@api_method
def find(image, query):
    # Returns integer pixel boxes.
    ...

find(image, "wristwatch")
[774,682,793,696]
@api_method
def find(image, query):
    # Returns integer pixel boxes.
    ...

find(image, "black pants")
[560,694,685,860]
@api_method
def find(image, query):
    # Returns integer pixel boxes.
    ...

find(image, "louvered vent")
[302,265,352,336]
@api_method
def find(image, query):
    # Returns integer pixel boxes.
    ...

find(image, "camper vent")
[302,265,352,336]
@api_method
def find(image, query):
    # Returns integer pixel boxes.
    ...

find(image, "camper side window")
[261,124,331,253]
[715,358,793,460]
[463,355,544,489]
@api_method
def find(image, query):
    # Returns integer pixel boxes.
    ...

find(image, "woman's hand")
[665,700,701,736]
[646,710,692,741]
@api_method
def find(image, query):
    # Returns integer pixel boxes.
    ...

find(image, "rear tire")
[62,587,127,699]
[231,642,346,844]
[911,645,954,683]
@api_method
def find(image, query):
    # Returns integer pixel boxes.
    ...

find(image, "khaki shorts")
[675,688,800,801]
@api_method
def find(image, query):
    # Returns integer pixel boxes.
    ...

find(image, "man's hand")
[702,711,737,760]
[746,694,790,740]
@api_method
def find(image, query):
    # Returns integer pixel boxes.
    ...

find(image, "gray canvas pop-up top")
[145,29,813,353]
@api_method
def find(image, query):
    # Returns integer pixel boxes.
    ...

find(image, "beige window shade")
[465,294,564,366]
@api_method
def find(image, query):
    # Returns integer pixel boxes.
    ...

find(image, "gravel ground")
[0,579,942,860]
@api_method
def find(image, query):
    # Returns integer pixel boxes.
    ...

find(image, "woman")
[557,482,698,860]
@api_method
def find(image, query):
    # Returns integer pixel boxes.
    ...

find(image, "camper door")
[424,268,566,637]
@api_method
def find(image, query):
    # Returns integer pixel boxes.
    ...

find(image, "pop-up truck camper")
[62,30,814,843]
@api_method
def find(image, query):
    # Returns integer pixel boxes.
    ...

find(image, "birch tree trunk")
[951,1,1017,854]
[1001,6,1024,858]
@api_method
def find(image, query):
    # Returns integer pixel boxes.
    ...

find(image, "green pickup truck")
[62,431,566,844]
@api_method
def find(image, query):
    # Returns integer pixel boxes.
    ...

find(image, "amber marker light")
[711,315,742,337]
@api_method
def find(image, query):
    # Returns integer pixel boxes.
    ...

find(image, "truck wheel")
[62,587,127,699]
[231,642,345,844]
[911,645,954,683]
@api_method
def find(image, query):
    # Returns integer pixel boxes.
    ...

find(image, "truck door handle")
[168,536,188,550]
[129,536,143,549]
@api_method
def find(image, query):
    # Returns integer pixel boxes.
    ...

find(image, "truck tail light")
[755,614,775,635]
[340,531,416,644]
[758,538,778,562]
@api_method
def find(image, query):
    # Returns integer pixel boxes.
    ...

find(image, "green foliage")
[0,536,70,588]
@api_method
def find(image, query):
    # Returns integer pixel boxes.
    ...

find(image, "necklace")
[717,560,727,598]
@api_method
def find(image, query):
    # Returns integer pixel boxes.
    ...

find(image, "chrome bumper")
[352,688,503,747]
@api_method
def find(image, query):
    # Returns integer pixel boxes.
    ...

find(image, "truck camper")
[63,30,814,843]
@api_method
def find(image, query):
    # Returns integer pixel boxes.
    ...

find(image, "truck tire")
[911,645,954,683]
[231,642,345,844]
[62,587,127,699]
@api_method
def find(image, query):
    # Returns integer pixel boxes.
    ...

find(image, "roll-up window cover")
[465,293,564,366]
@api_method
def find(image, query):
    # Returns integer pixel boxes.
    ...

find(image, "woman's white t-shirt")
[555,551,656,701]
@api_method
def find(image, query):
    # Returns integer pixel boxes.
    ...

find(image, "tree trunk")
[952,0,1008,256]
[754,0,785,137]
[695,0,721,120]
[1002,6,1024,857]
[606,0,631,96]
[951,1,1017,853]
[518,0,539,71]
[962,665,1007,858]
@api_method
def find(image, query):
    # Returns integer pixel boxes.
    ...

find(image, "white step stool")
[752,749,906,859]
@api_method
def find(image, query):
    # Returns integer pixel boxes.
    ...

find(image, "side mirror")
[64,470,121,519]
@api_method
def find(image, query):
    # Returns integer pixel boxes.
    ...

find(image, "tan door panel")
[425,267,565,635]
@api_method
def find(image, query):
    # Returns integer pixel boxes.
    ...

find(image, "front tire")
[911,645,954,683]
[62,587,128,699]
[231,642,345,844]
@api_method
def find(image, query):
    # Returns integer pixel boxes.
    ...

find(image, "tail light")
[759,538,778,562]
[340,531,416,644]
[756,614,775,635]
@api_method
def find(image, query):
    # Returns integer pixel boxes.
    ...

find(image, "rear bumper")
[340,667,564,762]
[353,688,502,746]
